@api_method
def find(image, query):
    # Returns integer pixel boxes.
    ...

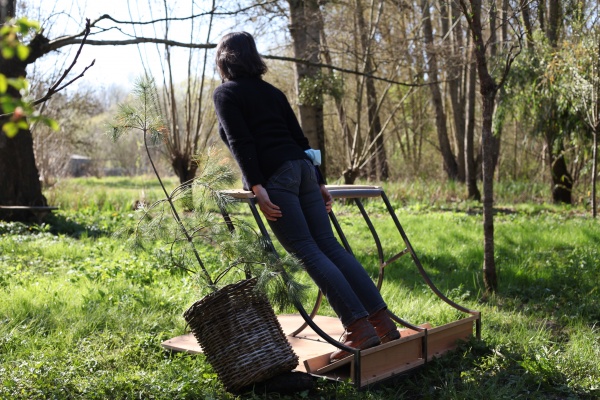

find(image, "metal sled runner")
[162,185,481,389]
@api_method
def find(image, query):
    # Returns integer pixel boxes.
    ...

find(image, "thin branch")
[89,2,280,27]
[49,1,280,43]
[32,61,95,106]
[497,42,521,89]
[262,54,424,87]
[0,19,94,117]
[47,36,216,52]
[37,17,94,98]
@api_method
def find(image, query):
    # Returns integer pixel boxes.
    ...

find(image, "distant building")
[67,155,92,177]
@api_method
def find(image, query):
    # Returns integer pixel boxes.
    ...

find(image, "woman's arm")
[213,87,265,187]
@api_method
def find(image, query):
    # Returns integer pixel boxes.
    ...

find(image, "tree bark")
[460,0,512,294]
[287,0,326,177]
[0,0,15,21]
[443,0,466,182]
[318,13,352,184]
[356,0,388,181]
[592,128,598,218]
[544,0,571,204]
[0,0,47,222]
[421,0,458,180]
[501,0,509,45]
[465,47,481,201]
[171,153,198,184]
[546,0,561,46]
[520,0,534,49]
[480,90,498,293]
[547,136,573,204]
[489,0,497,58]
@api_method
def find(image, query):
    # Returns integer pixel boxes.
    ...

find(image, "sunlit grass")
[0,177,598,399]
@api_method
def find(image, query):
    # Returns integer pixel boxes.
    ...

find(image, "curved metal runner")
[218,185,481,388]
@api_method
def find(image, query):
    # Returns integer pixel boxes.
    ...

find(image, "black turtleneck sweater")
[213,77,322,190]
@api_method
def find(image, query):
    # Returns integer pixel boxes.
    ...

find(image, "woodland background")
[3,0,598,208]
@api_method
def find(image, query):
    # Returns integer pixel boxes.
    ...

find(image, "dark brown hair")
[215,32,268,81]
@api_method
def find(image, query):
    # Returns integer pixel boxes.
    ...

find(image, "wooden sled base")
[162,313,479,388]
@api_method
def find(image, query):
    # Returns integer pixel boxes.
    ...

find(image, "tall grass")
[44,175,180,212]
[0,176,598,399]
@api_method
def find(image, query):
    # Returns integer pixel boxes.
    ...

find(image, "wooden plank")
[161,333,202,354]
[426,317,475,360]
[303,323,429,374]
[354,332,425,386]
[219,189,254,199]
[303,353,333,373]
[0,205,58,210]
[308,331,426,386]
[326,185,382,191]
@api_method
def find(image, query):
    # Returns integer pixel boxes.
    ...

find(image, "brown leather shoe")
[330,317,381,362]
[368,308,400,344]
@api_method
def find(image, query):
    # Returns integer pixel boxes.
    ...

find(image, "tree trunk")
[318,14,350,184]
[488,0,497,58]
[0,0,15,21]
[481,92,497,293]
[0,130,46,221]
[443,0,466,182]
[592,129,598,218]
[538,0,545,33]
[548,139,573,204]
[287,0,326,177]
[465,47,481,201]
[356,0,388,181]
[501,0,508,45]
[421,0,458,180]
[546,0,561,46]
[520,0,534,49]
[0,1,47,222]
[171,153,198,184]
[462,0,501,293]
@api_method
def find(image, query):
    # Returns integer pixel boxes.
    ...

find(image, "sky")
[24,0,274,92]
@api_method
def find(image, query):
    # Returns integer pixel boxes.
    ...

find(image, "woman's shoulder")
[213,80,241,102]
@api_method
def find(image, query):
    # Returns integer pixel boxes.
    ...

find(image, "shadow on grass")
[369,339,598,400]
[43,213,110,238]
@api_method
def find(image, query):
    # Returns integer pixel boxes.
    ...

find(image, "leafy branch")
[110,76,307,309]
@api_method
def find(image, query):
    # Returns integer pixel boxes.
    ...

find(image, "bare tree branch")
[262,54,424,87]
[33,19,94,106]
[47,36,216,52]
[0,19,95,118]
[50,1,281,42]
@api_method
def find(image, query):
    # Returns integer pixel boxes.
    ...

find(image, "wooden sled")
[163,185,481,389]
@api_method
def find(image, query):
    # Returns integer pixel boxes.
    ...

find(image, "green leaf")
[42,117,59,131]
[2,122,19,138]
[16,44,29,61]
[2,47,14,59]
[0,74,7,93]
[16,18,40,34]
[7,77,27,91]
[16,119,29,130]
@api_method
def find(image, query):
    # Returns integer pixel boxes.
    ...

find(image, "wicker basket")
[183,278,299,392]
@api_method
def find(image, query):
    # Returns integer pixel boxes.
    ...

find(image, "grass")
[0,176,598,399]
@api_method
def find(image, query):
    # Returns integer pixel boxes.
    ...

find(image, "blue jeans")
[265,159,386,327]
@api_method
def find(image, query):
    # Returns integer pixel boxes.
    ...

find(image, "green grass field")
[0,176,598,399]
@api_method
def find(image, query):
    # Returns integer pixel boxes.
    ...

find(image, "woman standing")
[213,32,399,362]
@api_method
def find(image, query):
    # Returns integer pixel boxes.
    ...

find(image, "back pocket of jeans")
[267,161,298,189]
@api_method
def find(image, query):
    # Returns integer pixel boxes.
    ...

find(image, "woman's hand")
[252,184,282,221]
[320,185,333,213]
